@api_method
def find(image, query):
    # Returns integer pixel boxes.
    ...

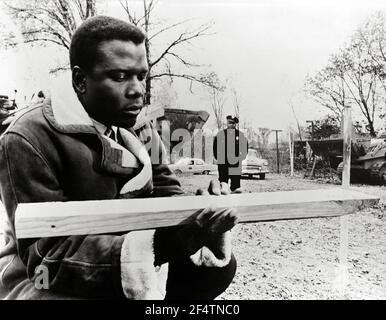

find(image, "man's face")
[80,39,148,128]
[227,120,236,129]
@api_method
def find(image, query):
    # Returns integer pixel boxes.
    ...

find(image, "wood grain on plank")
[14,188,379,239]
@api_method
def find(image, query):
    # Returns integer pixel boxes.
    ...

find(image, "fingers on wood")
[195,188,208,195]
[208,179,221,195]
[220,182,231,195]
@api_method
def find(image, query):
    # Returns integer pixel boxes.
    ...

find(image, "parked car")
[242,148,269,179]
[169,158,217,175]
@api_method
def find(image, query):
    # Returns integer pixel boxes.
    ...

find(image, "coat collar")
[42,90,146,176]
[42,88,147,135]
[42,93,98,135]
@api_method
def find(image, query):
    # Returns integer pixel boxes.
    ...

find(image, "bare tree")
[305,14,386,137]
[337,44,382,137]
[256,127,271,157]
[210,87,226,130]
[151,79,178,109]
[0,20,18,49]
[304,51,353,123]
[354,12,386,122]
[4,0,97,50]
[231,87,241,121]
[241,122,271,157]
[119,0,219,105]
[356,13,386,86]
[288,99,304,141]
[3,0,219,106]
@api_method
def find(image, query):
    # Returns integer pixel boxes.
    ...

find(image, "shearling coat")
[0,94,185,299]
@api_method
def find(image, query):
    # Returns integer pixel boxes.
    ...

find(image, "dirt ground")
[177,172,386,300]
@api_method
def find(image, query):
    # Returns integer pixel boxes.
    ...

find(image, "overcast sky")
[1,0,386,131]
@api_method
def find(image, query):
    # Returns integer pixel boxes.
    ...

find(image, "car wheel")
[174,169,182,174]
[259,173,266,180]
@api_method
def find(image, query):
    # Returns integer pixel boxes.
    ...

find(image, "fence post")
[342,106,352,188]
[273,129,282,174]
[288,131,294,176]
[338,105,352,298]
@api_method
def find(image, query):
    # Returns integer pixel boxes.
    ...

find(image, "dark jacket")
[213,128,248,168]
[0,98,184,299]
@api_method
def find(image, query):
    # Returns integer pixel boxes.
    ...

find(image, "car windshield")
[247,150,258,158]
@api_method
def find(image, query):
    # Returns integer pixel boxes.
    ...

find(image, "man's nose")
[126,78,144,99]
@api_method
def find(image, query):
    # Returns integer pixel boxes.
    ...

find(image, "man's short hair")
[70,16,146,72]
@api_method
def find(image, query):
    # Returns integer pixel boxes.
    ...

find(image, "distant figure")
[213,115,248,193]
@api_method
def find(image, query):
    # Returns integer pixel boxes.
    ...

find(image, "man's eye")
[138,72,147,82]
[112,72,127,82]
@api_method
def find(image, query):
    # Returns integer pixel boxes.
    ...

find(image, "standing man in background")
[213,115,248,193]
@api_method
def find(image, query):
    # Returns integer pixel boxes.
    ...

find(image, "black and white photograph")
[0,0,385,305]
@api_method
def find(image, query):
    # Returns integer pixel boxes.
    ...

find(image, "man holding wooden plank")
[0,16,238,300]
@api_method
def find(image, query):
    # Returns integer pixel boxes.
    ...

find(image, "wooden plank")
[14,188,379,239]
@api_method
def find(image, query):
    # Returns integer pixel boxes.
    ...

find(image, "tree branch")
[150,24,212,68]
[148,19,193,41]
[150,72,221,90]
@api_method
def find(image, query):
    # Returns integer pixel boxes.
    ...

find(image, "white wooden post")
[342,106,352,188]
[288,131,294,177]
[339,105,352,298]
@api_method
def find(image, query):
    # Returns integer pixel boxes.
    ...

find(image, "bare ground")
[177,172,386,300]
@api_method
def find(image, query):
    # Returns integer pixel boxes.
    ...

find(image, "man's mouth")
[123,105,143,116]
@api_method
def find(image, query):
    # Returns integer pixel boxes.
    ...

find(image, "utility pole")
[288,130,294,176]
[306,120,316,177]
[272,129,282,174]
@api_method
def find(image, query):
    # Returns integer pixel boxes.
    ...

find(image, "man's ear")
[72,66,87,94]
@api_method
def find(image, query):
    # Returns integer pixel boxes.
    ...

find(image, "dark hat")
[226,115,239,124]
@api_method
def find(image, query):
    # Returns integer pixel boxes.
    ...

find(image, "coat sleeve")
[240,131,249,160]
[152,163,184,197]
[213,134,218,160]
[0,132,127,299]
